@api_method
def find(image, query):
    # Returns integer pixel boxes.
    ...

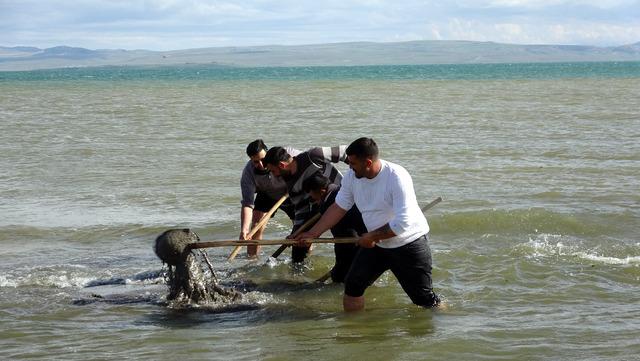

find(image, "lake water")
[1,62,639,360]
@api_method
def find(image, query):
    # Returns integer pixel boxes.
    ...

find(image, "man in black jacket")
[302,173,367,282]
[263,145,346,262]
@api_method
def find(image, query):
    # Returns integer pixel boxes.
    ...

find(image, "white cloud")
[0,0,638,49]
[545,22,640,44]
[480,0,635,9]
[493,23,524,43]
[430,18,640,45]
[429,25,444,41]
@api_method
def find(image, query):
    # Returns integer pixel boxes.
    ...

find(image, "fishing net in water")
[154,229,241,305]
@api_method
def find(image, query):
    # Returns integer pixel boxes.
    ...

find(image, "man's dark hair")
[346,137,379,159]
[302,172,331,193]
[263,146,291,166]
[246,139,267,157]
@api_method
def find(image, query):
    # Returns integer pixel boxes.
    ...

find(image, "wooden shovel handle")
[190,237,358,249]
[227,194,289,261]
[270,212,321,258]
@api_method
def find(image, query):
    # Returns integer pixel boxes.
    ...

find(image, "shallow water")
[1,63,639,360]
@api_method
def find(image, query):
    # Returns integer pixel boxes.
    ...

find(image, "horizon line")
[3,38,640,53]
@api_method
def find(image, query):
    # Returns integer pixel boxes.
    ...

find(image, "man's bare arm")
[358,223,396,248]
[239,206,254,240]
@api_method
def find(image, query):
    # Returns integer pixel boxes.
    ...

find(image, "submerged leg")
[248,210,266,257]
[342,247,386,311]
[343,294,365,312]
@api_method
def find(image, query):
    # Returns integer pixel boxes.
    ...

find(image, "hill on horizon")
[1,40,640,71]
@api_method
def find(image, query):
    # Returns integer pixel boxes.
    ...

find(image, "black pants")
[344,234,440,308]
[254,192,295,219]
[256,192,307,262]
[291,245,310,263]
[330,243,359,283]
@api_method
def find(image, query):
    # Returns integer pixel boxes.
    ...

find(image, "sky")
[1,0,639,50]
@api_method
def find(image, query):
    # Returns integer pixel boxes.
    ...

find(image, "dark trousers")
[344,234,440,308]
[330,243,359,283]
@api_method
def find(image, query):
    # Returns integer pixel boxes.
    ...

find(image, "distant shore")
[2,39,640,71]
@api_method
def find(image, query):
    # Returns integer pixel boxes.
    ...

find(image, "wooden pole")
[189,237,358,249]
[227,194,288,261]
[421,196,442,213]
[270,212,321,258]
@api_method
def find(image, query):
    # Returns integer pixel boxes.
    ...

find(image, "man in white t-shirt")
[295,137,440,311]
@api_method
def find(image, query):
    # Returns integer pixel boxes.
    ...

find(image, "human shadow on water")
[73,269,166,305]
[229,278,330,293]
[71,292,165,306]
[138,301,330,330]
[141,278,343,329]
[329,307,438,345]
[74,279,322,306]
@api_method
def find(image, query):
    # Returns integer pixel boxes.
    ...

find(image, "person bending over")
[239,139,299,257]
[302,172,366,282]
[263,145,347,263]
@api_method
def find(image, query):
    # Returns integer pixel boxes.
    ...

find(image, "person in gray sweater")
[239,139,299,257]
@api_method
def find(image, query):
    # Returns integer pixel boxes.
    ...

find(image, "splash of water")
[163,249,242,305]
[153,229,243,306]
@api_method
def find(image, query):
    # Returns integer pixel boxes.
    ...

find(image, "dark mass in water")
[154,228,196,266]
[155,229,242,305]
[72,293,163,306]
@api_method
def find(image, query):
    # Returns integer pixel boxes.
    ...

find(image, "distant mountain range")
[1,40,640,71]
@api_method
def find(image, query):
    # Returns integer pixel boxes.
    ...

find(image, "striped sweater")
[285,146,347,232]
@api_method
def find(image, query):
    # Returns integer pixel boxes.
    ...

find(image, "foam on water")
[1,264,166,290]
[518,233,640,266]
[0,275,18,288]
[574,253,640,265]
[1,270,95,289]
[123,277,164,285]
[521,233,579,258]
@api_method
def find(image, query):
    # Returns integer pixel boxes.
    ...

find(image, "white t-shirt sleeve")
[388,167,418,236]
[335,170,355,212]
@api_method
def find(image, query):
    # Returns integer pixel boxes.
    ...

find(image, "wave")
[514,233,640,266]
[0,268,94,289]
[430,208,634,238]
[0,275,17,288]
[575,253,640,265]
[0,215,295,247]
[0,201,237,229]
[0,266,165,289]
